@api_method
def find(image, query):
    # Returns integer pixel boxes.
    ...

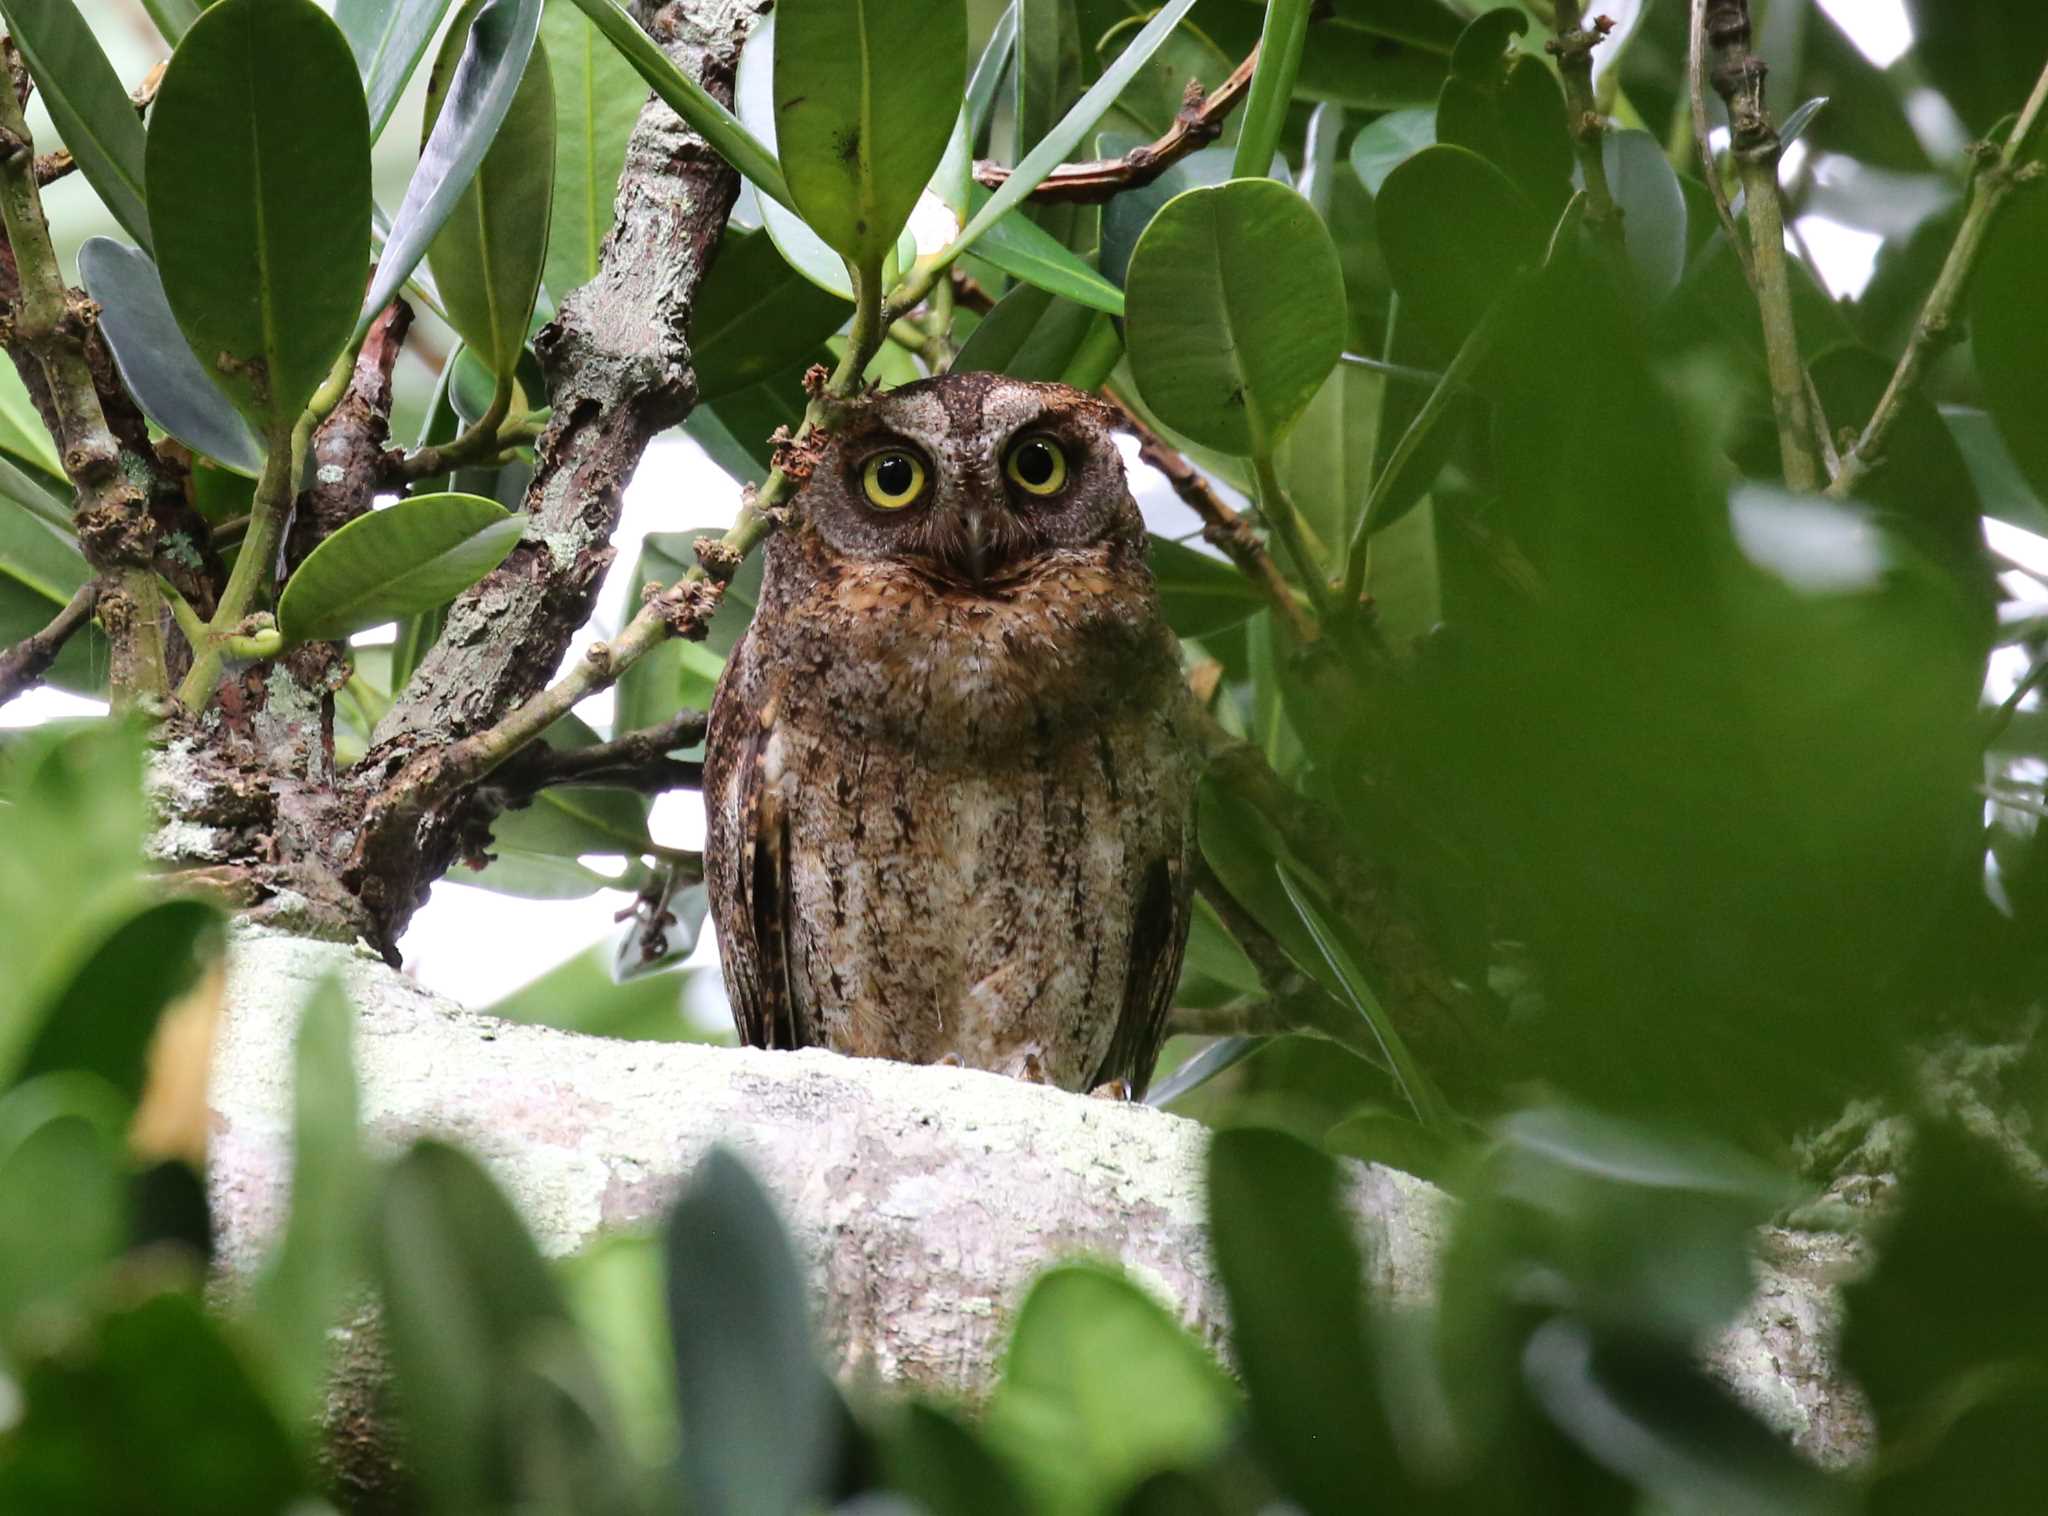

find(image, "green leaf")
[967,3,1018,149]
[1125,177,1346,456]
[0,0,152,250]
[1348,105,1435,195]
[665,1147,844,1516]
[0,480,90,608]
[1230,0,1311,181]
[0,1289,311,1511]
[146,0,372,436]
[1601,128,1687,303]
[881,1401,1033,1516]
[1093,13,1234,142]
[0,1114,125,1321]
[970,189,1125,314]
[362,0,545,343]
[1324,1108,1455,1186]
[13,898,221,1106]
[486,941,706,1040]
[455,848,614,898]
[1207,1125,1401,1515]
[278,492,527,642]
[1971,142,2048,505]
[135,0,202,45]
[949,0,1200,260]
[772,0,966,271]
[1447,4,1527,81]
[539,0,645,301]
[984,1263,1238,1515]
[691,229,853,399]
[373,1140,605,1513]
[77,238,266,476]
[337,0,456,140]
[1276,355,1378,561]
[1098,138,1234,293]
[952,281,1097,381]
[1376,142,1540,347]
[424,0,558,377]
[244,976,372,1429]
[1147,534,1266,639]
[614,864,708,981]
[1275,858,1453,1135]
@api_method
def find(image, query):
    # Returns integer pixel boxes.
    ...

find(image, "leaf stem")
[1231,0,1309,180]
[1829,53,2048,500]
[1250,450,1331,619]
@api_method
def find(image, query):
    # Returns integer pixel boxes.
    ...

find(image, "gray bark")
[207,926,1873,1468]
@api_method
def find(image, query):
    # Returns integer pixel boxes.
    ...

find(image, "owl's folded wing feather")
[1090,845,1191,1099]
[705,677,807,1052]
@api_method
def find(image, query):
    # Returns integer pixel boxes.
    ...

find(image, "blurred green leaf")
[486,940,714,1040]
[1325,1108,1456,1186]
[1970,142,2048,508]
[1376,144,1540,348]
[426,0,558,378]
[0,1288,309,1512]
[362,0,545,341]
[243,977,371,1429]
[1600,128,1687,303]
[0,358,63,478]
[1147,535,1266,640]
[278,492,526,642]
[145,0,372,436]
[77,238,267,477]
[1350,106,1435,196]
[337,0,456,140]
[881,1401,1033,1516]
[0,1114,124,1323]
[773,0,965,272]
[1126,177,1345,456]
[985,1263,1238,1515]
[664,1147,845,1516]
[0,0,152,250]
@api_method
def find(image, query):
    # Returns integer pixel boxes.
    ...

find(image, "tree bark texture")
[206,926,1874,1472]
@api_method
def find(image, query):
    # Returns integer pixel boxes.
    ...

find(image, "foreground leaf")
[1125,177,1345,456]
[77,239,266,476]
[539,0,645,301]
[146,0,372,435]
[0,0,152,249]
[278,493,527,642]
[691,229,851,400]
[337,0,456,140]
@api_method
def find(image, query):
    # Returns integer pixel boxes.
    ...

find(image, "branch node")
[693,533,742,583]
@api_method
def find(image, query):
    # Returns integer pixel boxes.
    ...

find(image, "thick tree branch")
[1107,392,1317,643]
[1828,54,2048,500]
[973,48,1258,205]
[0,44,165,701]
[0,578,96,705]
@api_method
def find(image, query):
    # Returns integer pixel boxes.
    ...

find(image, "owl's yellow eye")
[1005,435,1068,496]
[861,450,926,510]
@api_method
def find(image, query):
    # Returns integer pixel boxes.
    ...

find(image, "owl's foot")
[935,1052,964,1067]
[1088,1079,1134,1102]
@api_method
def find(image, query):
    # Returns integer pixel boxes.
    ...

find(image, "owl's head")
[794,374,1141,588]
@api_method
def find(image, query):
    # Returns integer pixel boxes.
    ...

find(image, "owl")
[703,373,1199,1096]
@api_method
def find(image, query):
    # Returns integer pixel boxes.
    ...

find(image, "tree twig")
[1828,54,2048,500]
[1549,3,1631,291]
[31,58,165,187]
[1104,391,1316,643]
[491,707,708,796]
[0,42,165,703]
[972,47,1258,205]
[1697,0,1822,491]
[1688,0,1754,290]
[0,578,97,706]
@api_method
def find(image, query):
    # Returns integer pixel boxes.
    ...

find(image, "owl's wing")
[705,675,808,1052]
[1090,846,1191,1099]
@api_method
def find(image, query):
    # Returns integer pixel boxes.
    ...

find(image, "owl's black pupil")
[876,455,914,495]
[1017,441,1056,486]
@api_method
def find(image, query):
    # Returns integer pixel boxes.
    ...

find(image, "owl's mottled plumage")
[704,373,1198,1095]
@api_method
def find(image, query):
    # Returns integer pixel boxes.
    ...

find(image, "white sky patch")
[0,687,105,728]
[1816,0,1913,68]
[1793,215,1884,299]
[1985,517,2048,581]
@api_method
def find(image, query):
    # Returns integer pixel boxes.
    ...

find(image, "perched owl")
[703,373,1199,1096]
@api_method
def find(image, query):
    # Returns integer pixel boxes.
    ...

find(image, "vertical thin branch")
[1828,54,2048,500]
[0,45,166,702]
[1550,2,1630,289]
[1251,451,1332,619]
[1697,0,1822,491]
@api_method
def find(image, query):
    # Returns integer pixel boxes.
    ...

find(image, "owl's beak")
[955,503,993,587]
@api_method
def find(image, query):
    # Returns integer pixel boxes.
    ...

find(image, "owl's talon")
[1089,1079,1134,1102]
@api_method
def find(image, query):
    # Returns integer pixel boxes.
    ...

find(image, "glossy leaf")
[1148,534,1266,639]
[337,0,456,140]
[146,0,372,435]
[1377,143,1540,346]
[665,1147,844,1516]
[362,0,545,342]
[1094,14,1234,142]
[1098,139,1234,293]
[278,493,527,642]
[1125,177,1345,456]
[424,0,558,377]
[952,282,1097,381]
[1972,142,2048,504]
[772,0,966,271]
[984,1263,1238,1513]
[136,0,202,44]
[1230,0,1311,180]
[77,238,266,477]
[691,229,852,400]
[971,190,1125,314]
[0,0,152,250]
[967,4,1018,149]
[539,0,645,301]
[243,976,372,1429]
[1349,105,1435,195]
